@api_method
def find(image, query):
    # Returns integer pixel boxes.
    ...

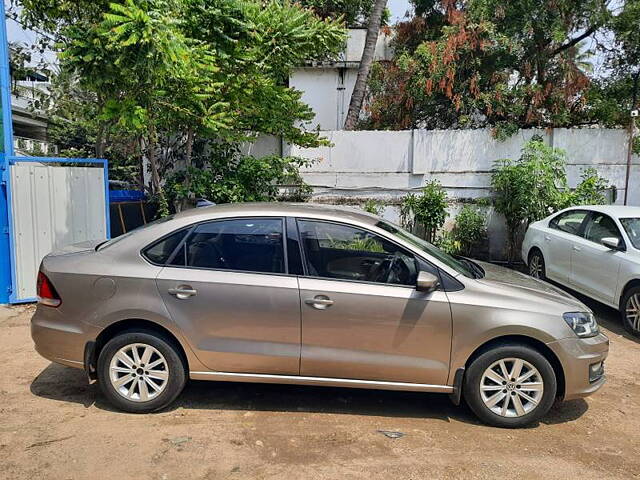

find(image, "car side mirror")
[416,271,440,292]
[601,237,624,251]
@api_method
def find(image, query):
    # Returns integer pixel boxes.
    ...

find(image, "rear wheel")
[464,344,557,428]
[621,287,640,337]
[528,249,546,280]
[97,330,186,413]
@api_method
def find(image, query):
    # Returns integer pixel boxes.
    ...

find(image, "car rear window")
[142,229,189,265]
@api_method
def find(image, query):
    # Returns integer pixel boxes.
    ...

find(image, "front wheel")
[621,287,640,337]
[463,344,557,428]
[97,330,187,413]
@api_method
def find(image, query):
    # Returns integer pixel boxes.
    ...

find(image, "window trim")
[548,209,590,237]
[140,216,289,276]
[141,227,193,267]
[285,216,304,276]
[582,211,626,249]
[294,217,446,290]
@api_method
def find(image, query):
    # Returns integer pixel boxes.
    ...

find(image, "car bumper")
[31,305,101,370]
[547,332,609,401]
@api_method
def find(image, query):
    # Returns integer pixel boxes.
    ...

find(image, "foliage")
[297,0,389,27]
[491,137,568,259]
[362,199,384,215]
[164,144,311,208]
[363,0,614,131]
[20,0,346,210]
[451,205,487,256]
[492,137,610,260]
[434,230,460,255]
[400,180,448,243]
[566,168,610,206]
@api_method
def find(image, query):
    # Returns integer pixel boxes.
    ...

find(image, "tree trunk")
[343,0,387,130]
[178,128,195,212]
[95,123,106,158]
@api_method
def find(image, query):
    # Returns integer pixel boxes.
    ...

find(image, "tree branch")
[551,24,599,56]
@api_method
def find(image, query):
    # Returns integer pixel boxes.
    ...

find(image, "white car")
[522,205,640,336]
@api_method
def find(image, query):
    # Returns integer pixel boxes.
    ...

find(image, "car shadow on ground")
[29,363,589,427]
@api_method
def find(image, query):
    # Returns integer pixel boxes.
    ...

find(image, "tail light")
[37,271,61,307]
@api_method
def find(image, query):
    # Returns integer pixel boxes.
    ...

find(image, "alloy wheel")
[108,343,169,402]
[529,255,542,279]
[480,357,544,418]
[625,294,640,332]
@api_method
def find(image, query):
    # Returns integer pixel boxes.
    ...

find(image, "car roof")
[562,204,640,218]
[171,202,382,225]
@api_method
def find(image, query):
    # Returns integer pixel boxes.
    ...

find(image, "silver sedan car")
[32,203,608,428]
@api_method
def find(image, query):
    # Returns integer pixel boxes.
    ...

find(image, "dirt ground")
[1,296,639,480]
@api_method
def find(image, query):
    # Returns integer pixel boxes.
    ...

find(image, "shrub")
[362,199,383,216]
[492,136,610,261]
[452,205,487,256]
[435,230,461,255]
[165,145,311,210]
[400,180,448,243]
[565,167,610,206]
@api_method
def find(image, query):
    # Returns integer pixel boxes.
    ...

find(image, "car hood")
[473,260,588,311]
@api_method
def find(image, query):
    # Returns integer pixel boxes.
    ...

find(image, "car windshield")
[97,214,177,250]
[620,217,640,249]
[376,221,478,278]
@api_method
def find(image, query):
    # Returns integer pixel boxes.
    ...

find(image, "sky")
[388,0,412,23]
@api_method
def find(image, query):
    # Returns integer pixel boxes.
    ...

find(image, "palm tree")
[344,0,387,130]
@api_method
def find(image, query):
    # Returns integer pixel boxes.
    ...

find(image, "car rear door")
[154,217,301,375]
[544,210,589,283]
[569,211,623,304]
[295,219,452,386]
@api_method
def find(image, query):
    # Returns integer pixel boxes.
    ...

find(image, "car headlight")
[563,312,599,338]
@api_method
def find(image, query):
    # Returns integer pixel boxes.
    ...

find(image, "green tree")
[400,180,448,243]
[492,137,610,261]
[21,0,346,212]
[365,0,611,132]
[297,0,388,27]
[451,205,487,257]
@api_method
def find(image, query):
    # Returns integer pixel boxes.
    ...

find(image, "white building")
[289,28,393,131]
[11,78,58,156]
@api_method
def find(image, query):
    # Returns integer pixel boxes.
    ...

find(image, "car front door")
[296,219,452,385]
[569,212,623,304]
[154,217,301,375]
[544,210,589,283]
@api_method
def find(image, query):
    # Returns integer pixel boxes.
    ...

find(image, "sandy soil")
[1,296,639,480]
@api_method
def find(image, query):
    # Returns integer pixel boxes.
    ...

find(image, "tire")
[528,249,546,281]
[97,330,187,413]
[621,286,640,337]
[463,344,557,428]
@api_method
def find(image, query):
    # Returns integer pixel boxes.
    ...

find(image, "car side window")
[142,229,189,265]
[168,218,285,274]
[297,219,418,286]
[549,211,588,235]
[583,213,623,245]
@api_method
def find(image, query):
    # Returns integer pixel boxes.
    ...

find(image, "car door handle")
[305,296,334,309]
[572,246,581,252]
[168,286,197,299]
[544,235,551,242]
